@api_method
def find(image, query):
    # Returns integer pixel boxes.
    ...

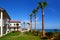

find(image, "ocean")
[36,29,60,32]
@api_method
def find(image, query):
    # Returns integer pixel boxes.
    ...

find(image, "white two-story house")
[9,20,21,31]
[0,8,11,36]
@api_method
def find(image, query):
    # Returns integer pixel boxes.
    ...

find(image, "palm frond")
[27,23,30,25]
[29,14,33,18]
[33,9,38,14]
[38,2,47,8]
[36,6,39,10]
[38,2,42,8]
[29,14,33,17]
[43,2,47,8]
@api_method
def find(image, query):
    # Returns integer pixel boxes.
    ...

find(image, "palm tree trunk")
[42,8,45,37]
[34,15,36,31]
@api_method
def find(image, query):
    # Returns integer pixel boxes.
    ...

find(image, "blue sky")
[0,0,60,29]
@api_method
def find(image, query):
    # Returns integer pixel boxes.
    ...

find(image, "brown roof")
[9,20,21,23]
[0,8,11,19]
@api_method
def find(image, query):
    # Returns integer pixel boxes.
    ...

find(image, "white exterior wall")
[10,22,21,31]
[0,19,1,27]
[2,18,9,34]
[10,23,21,27]
[0,12,10,36]
[0,19,1,35]
[6,19,10,34]
[0,11,3,36]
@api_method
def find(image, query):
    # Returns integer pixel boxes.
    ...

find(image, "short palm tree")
[29,14,33,32]
[23,22,25,29]
[33,9,38,31]
[27,23,30,26]
[38,1,47,37]
[27,23,30,30]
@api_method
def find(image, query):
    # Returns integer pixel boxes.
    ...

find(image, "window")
[16,23,19,26]
[14,24,15,25]
[10,24,11,25]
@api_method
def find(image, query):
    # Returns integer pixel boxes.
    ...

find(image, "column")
[1,11,3,36]
[6,19,9,34]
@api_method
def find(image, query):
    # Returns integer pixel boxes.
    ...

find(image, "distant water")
[33,29,60,32]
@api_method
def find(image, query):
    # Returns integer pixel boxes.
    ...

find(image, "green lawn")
[0,31,40,40]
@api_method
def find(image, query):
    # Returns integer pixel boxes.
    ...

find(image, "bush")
[54,34,60,40]
[54,29,59,37]
[29,30,31,32]
[24,31,34,36]
[40,37,48,40]
[45,32,54,39]
[32,30,39,36]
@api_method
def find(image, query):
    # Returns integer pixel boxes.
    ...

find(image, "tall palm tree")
[38,2,47,37]
[29,14,33,32]
[33,9,38,31]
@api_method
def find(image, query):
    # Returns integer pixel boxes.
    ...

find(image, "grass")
[0,31,40,40]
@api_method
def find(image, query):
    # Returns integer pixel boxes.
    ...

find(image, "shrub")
[54,29,59,37]
[32,30,39,36]
[24,31,33,35]
[40,37,48,40]
[29,30,31,32]
[45,32,54,39]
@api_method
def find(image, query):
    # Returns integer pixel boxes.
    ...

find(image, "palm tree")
[27,23,30,27]
[29,14,33,32]
[38,2,47,37]
[33,9,38,31]
[23,22,25,29]
[27,23,30,30]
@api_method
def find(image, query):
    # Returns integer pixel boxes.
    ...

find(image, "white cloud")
[21,19,42,29]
